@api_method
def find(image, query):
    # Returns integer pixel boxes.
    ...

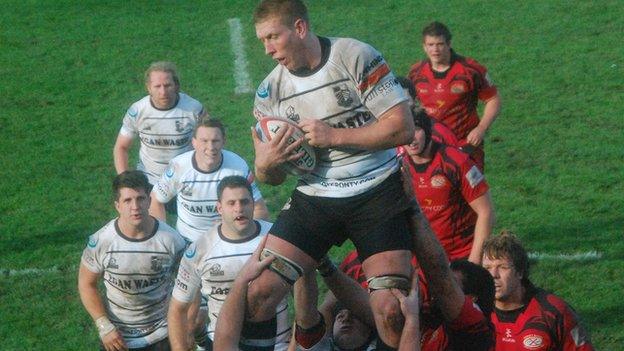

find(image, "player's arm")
[168,296,195,351]
[251,125,304,185]
[148,191,167,221]
[253,199,270,220]
[318,290,338,334]
[318,256,375,328]
[299,101,414,150]
[391,274,421,351]
[409,209,465,322]
[466,94,501,147]
[213,237,275,351]
[77,264,128,351]
[113,134,134,174]
[467,191,495,264]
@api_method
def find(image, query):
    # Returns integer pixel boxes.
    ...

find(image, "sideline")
[227,18,252,94]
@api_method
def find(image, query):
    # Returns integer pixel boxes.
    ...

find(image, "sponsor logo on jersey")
[430,175,446,188]
[256,81,270,99]
[210,286,231,295]
[253,108,268,121]
[185,245,197,258]
[434,83,444,93]
[140,136,190,147]
[165,166,175,178]
[282,197,292,211]
[209,264,225,276]
[522,334,544,349]
[359,55,384,81]
[107,257,119,269]
[286,106,300,122]
[364,77,400,104]
[333,85,353,108]
[451,83,466,94]
[127,106,138,118]
[502,328,515,343]
[87,236,99,248]
[328,111,373,129]
[465,165,485,188]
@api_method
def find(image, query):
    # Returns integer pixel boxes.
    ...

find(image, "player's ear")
[294,18,307,38]
[216,201,223,215]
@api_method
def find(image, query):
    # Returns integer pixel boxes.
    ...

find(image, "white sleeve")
[119,103,139,138]
[171,243,202,303]
[343,40,407,118]
[80,233,103,274]
[253,75,278,121]
[153,161,181,203]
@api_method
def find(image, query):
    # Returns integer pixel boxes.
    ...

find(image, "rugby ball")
[255,117,317,175]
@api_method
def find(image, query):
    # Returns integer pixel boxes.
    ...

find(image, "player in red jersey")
[482,232,595,351]
[397,76,459,147]
[408,22,501,169]
[401,107,495,263]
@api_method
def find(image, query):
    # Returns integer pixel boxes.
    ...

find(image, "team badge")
[209,264,225,276]
[106,257,119,269]
[333,85,353,108]
[286,105,300,122]
[465,165,485,188]
[150,256,166,272]
[282,197,292,211]
[185,244,197,258]
[256,81,270,99]
[451,83,466,94]
[127,106,138,118]
[522,334,544,349]
[180,183,193,197]
[175,120,188,133]
[430,175,446,188]
[165,166,175,178]
[87,236,98,248]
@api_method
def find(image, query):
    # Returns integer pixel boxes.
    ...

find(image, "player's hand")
[390,272,419,320]
[299,118,336,148]
[239,235,275,284]
[466,126,486,146]
[251,124,305,171]
[101,328,128,351]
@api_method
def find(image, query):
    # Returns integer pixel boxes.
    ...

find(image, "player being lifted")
[225,0,421,348]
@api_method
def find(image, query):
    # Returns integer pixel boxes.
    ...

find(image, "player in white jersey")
[238,1,421,349]
[78,171,186,350]
[150,118,269,243]
[168,176,290,351]
[114,61,207,185]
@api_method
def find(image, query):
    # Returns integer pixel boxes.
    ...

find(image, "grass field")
[1,0,622,349]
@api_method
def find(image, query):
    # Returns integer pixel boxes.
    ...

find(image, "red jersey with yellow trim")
[491,287,594,351]
[408,51,497,140]
[401,142,488,260]
[422,296,495,351]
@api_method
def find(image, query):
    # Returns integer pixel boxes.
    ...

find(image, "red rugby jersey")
[401,143,488,260]
[491,287,594,351]
[408,51,498,140]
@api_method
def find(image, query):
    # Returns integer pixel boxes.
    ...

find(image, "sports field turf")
[1,1,622,349]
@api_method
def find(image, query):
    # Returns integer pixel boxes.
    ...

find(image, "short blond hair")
[144,61,180,86]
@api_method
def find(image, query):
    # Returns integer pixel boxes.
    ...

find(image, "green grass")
[1,0,622,349]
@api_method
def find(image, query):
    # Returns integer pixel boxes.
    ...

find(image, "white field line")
[1,251,603,276]
[227,18,252,94]
[528,251,602,262]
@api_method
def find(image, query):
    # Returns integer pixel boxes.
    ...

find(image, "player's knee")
[370,291,405,338]
[246,271,288,321]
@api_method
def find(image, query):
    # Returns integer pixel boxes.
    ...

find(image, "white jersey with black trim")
[172,220,290,349]
[119,92,205,184]
[253,37,408,198]
[153,149,263,242]
[80,219,186,349]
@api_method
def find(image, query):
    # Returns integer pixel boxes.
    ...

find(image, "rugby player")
[167,176,289,351]
[400,107,494,263]
[408,22,501,169]
[113,61,207,185]
[78,171,186,350]
[242,0,419,347]
[149,118,269,243]
[482,232,595,351]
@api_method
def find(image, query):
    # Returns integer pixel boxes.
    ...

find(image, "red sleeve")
[432,121,460,146]
[465,58,498,101]
[457,154,489,203]
[550,296,595,351]
[445,297,495,351]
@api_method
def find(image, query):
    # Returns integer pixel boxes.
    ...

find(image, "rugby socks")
[295,313,326,349]
[240,317,277,351]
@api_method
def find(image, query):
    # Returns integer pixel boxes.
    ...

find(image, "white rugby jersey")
[253,37,408,198]
[81,219,186,348]
[172,220,290,349]
[119,93,205,184]
[153,149,263,242]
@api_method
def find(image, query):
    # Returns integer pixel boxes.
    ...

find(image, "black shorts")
[270,171,414,262]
